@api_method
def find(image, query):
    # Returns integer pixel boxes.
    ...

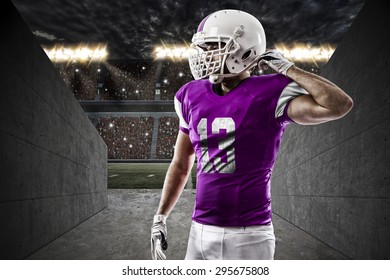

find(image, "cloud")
[12,0,366,59]
[32,30,57,41]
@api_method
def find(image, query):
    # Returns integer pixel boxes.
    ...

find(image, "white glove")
[258,49,294,76]
[151,214,168,260]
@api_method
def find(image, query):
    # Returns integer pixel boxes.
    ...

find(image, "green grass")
[108,162,197,189]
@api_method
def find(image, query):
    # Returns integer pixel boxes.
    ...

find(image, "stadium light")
[153,45,195,60]
[43,44,109,63]
[153,42,335,63]
[274,43,335,63]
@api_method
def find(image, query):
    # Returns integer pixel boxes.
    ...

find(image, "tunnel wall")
[271,0,390,259]
[0,1,107,259]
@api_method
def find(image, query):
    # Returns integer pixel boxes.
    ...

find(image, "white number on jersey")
[197,117,236,173]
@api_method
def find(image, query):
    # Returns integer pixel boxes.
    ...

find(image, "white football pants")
[185,221,275,260]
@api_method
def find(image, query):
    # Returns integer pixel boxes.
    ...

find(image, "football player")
[151,9,353,260]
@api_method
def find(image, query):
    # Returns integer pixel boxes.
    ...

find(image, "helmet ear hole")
[241,50,252,61]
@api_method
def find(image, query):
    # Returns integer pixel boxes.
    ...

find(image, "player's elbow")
[331,94,354,119]
[344,95,354,112]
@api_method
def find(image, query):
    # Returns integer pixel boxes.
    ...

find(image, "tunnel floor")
[27,189,348,260]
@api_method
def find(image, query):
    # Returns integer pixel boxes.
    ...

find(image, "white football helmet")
[189,10,266,83]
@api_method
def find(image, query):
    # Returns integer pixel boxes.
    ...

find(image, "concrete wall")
[0,2,107,259]
[272,0,390,259]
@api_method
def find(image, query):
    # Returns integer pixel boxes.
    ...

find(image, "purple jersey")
[174,74,306,227]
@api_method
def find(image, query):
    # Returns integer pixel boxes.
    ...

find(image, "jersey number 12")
[197,117,236,174]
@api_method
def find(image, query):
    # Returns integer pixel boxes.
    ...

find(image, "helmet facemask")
[189,33,240,82]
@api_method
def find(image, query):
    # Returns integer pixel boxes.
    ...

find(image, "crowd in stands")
[159,61,193,100]
[156,117,179,159]
[95,116,154,159]
[57,59,322,160]
[55,60,322,102]
[55,60,160,101]
[56,63,99,100]
[101,60,156,100]
[91,116,181,160]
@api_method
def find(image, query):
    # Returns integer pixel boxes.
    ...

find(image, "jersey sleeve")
[275,81,309,125]
[174,86,190,134]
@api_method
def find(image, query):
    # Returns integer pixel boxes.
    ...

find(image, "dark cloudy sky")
[12,0,365,59]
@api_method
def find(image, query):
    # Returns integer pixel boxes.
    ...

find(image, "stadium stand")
[56,59,322,160]
[55,63,100,100]
[156,116,179,159]
[101,60,157,100]
[159,61,193,100]
[95,116,154,159]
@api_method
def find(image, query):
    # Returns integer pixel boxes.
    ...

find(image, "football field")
[108,162,197,189]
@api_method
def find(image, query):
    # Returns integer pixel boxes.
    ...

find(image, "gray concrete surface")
[0,1,107,259]
[271,0,390,259]
[27,190,347,260]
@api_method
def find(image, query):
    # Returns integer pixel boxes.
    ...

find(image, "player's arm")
[259,49,353,125]
[286,66,353,125]
[157,130,195,216]
[151,130,194,260]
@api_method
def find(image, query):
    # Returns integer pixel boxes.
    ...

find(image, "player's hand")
[151,214,168,260]
[258,49,294,76]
